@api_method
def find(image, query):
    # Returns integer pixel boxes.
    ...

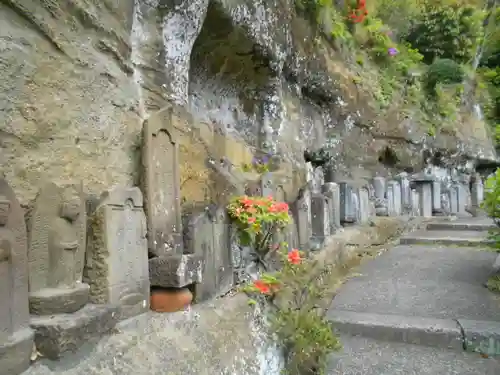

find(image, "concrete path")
[327,217,500,373]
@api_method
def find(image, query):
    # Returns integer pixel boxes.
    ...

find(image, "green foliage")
[242,246,342,375]
[295,0,351,41]
[424,58,465,93]
[405,4,484,64]
[482,169,500,252]
[227,196,290,265]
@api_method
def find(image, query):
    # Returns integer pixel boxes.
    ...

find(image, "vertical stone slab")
[305,162,314,183]
[0,178,34,375]
[417,183,433,217]
[359,187,370,223]
[372,177,388,216]
[395,172,411,214]
[85,187,149,320]
[322,182,340,232]
[310,194,330,250]
[311,167,325,193]
[339,182,356,224]
[292,186,312,251]
[387,184,395,216]
[431,180,443,215]
[184,207,233,302]
[141,107,183,256]
[352,189,361,223]
[411,189,420,216]
[26,183,89,315]
[388,180,402,216]
[471,174,484,208]
[449,185,459,214]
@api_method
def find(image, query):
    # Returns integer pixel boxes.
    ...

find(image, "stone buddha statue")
[27,183,89,315]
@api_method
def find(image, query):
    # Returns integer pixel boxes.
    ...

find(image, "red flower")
[248,217,256,224]
[288,249,301,265]
[254,280,270,294]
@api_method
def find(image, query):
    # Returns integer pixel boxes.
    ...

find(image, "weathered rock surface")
[0,0,496,207]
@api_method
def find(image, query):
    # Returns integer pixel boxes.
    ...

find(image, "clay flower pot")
[150,288,193,313]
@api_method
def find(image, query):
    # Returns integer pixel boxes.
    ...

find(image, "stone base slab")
[0,327,34,375]
[427,221,496,232]
[328,310,464,351]
[29,283,90,315]
[30,304,118,360]
[149,254,202,288]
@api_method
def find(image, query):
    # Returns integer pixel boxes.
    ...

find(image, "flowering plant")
[241,154,273,174]
[227,195,290,268]
[242,245,341,375]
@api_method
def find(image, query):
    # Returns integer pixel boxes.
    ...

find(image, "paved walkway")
[327,217,500,374]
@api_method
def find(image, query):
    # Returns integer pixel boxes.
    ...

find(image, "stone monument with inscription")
[0,178,34,375]
[292,186,312,251]
[27,182,117,359]
[85,187,150,320]
[141,107,183,256]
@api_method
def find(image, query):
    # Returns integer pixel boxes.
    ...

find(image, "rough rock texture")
[0,0,496,206]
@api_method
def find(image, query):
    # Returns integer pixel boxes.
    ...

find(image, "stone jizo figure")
[27,183,89,315]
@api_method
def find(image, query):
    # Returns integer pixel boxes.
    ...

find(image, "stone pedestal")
[372,177,388,216]
[149,254,202,288]
[0,328,34,375]
[30,304,118,360]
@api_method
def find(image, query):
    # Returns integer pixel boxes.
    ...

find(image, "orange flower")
[248,217,256,224]
[288,249,301,265]
[254,280,270,294]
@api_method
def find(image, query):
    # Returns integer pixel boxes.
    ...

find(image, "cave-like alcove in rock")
[188,2,273,150]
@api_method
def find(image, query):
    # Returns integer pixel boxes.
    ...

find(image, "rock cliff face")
[0,0,496,206]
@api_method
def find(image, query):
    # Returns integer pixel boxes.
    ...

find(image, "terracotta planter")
[150,288,193,313]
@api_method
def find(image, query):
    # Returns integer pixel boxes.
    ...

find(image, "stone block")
[359,187,370,223]
[0,178,34,374]
[85,187,150,320]
[30,304,119,360]
[292,186,312,250]
[431,181,443,215]
[395,172,411,214]
[183,207,233,302]
[388,181,401,216]
[142,112,183,256]
[339,182,356,224]
[0,328,33,375]
[411,189,420,216]
[322,182,341,232]
[311,194,331,250]
[459,319,500,355]
[414,182,432,217]
[372,177,388,216]
[149,254,202,288]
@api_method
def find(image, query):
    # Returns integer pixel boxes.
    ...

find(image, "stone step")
[328,309,500,355]
[327,334,500,374]
[427,219,496,232]
[400,230,493,246]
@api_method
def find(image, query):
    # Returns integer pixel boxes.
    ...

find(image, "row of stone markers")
[0,108,488,375]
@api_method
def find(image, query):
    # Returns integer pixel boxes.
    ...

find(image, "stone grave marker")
[395,172,411,214]
[0,178,34,374]
[412,173,434,217]
[141,112,183,256]
[431,180,443,215]
[310,194,331,250]
[184,206,233,302]
[352,189,361,223]
[449,185,459,214]
[411,189,420,216]
[388,180,402,216]
[85,187,149,320]
[311,167,325,193]
[27,183,118,359]
[339,182,356,224]
[322,182,340,232]
[292,186,312,251]
[471,174,484,208]
[359,187,370,223]
[372,177,388,216]
[261,172,274,197]
[26,182,89,315]
[387,183,395,216]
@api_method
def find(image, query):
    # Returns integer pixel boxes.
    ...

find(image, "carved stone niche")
[0,178,34,375]
[26,183,117,360]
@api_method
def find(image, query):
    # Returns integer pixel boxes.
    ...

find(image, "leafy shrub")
[424,59,465,93]
[482,169,500,252]
[405,4,483,64]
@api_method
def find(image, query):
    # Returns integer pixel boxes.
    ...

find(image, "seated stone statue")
[27,183,89,315]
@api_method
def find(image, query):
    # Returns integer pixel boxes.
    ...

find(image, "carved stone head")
[0,196,11,226]
[59,192,80,222]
